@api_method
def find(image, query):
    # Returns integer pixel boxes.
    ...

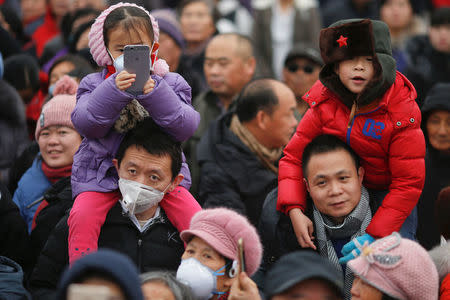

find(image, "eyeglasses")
[286,63,316,74]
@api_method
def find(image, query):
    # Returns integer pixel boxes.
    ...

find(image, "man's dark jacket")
[197,111,278,227]
[29,203,184,300]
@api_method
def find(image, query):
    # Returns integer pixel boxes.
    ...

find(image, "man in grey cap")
[227,251,343,300]
[282,44,323,120]
[265,251,344,300]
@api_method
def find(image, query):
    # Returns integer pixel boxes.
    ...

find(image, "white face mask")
[118,178,170,215]
[176,258,227,300]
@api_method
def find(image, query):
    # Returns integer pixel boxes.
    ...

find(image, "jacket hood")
[421,83,450,114]
[0,80,26,125]
[319,19,396,108]
[429,242,450,281]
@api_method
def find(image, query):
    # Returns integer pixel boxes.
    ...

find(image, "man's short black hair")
[235,79,279,123]
[302,134,360,178]
[115,118,182,180]
[431,7,450,27]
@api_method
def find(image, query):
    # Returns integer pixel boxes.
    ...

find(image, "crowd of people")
[0,0,449,299]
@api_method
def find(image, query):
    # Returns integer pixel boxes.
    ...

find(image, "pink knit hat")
[88,2,159,67]
[180,208,263,276]
[35,76,78,140]
[348,232,439,300]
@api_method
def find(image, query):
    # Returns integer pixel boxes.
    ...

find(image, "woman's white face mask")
[176,257,228,300]
[118,178,170,215]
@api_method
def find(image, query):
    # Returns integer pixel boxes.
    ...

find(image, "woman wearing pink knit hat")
[176,207,263,300]
[13,75,82,234]
[348,232,439,300]
[68,2,201,265]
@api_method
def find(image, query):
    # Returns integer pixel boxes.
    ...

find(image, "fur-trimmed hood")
[429,242,450,281]
[319,19,396,109]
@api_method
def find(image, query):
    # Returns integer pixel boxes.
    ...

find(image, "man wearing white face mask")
[29,118,189,299]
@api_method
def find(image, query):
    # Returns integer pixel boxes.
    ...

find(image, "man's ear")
[244,56,256,78]
[357,166,365,185]
[303,178,310,193]
[112,158,119,172]
[168,173,184,193]
[256,109,269,130]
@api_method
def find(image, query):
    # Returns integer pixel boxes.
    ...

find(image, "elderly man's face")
[204,36,255,100]
[305,149,364,224]
[113,145,178,193]
[262,83,298,149]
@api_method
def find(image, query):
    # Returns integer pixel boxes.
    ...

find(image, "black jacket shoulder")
[29,203,184,300]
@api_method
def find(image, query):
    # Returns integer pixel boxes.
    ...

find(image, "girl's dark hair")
[103,6,154,49]
[48,54,93,79]
[431,7,450,27]
[3,54,40,93]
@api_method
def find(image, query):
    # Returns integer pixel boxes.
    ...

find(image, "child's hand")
[339,233,374,264]
[115,70,136,91]
[143,78,155,94]
[289,208,317,250]
[229,272,261,300]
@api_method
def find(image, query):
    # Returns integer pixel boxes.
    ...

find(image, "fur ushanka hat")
[319,19,397,109]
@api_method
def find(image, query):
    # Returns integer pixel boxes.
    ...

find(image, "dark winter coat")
[404,35,450,107]
[197,111,278,227]
[321,0,379,27]
[0,80,30,187]
[185,90,222,197]
[29,202,184,300]
[30,176,73,269]
[0,182,30,271]
[416,83,450,250]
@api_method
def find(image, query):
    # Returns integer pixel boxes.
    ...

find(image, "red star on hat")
[336,35,348,47]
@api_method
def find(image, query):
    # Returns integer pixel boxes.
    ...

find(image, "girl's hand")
[143,78,155,94]
[115,70,136,91]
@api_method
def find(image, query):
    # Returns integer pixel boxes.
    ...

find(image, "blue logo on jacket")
[362,119,385,140]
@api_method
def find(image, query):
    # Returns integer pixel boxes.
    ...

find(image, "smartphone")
[67,284,115,300]
[238,238,246,273]
[124,44,150,96]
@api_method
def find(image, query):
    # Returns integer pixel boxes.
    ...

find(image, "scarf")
[229,114,282,174]
[41,160,72,184]
[313,186,371,300]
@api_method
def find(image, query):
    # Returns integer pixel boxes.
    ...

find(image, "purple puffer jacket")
[71,69,200,198]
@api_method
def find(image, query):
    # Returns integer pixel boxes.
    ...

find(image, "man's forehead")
[122,146,172,172]
[306,150,356,178]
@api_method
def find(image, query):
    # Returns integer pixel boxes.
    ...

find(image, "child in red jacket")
[277,19,426,263]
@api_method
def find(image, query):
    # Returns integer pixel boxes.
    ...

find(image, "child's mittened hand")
[339,233,375,264]
[289,208,317,250]
[143,78,155,94]
[115,70,136,91]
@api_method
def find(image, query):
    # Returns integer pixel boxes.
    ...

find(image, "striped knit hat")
[88,2,160,67]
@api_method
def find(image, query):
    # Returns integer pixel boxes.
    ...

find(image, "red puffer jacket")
[277,71,425,238]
